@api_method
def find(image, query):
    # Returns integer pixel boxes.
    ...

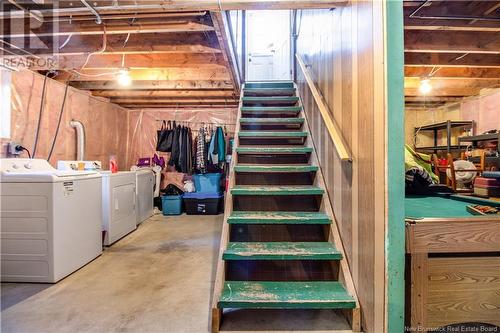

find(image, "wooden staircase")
[211,81,360,332]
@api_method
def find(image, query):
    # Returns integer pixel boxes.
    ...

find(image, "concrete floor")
[1,214,353,333]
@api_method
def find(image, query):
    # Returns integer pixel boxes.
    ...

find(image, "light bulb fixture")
[419,78,432,95]
[117,68,131,86]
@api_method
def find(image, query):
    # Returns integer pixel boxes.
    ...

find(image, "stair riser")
[243,101,299,107]
[244,82,294,89]
[235,172,316,185]
[237,153,311,164]
[233,195,322,212]
[238,138,306,146]
[241,111,300,118]
[243,90,296,97]
[240,123,303,131]
[225,260,339,282]
[230,224,329,242]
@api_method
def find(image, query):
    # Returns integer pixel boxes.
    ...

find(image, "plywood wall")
[296,4,387,332]
[4,70,129,169]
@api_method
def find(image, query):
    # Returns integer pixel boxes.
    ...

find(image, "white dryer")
[134,168,154,225]
[1,159,103,283]
[58,161,137,246]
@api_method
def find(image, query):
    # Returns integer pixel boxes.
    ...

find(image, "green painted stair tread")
[227,211,331,224]
[241,106,302,112]
[231,185,324,196]
[236,147,313,154]
[223,242,342,260]
[240,118,304,123]
[243,88,296,96]
[234,165,318,173]
[242,96,299,102]
[244,81,294,89]
[218,281,356,309]
[238,131,308,138]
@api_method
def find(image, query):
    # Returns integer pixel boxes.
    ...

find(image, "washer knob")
[24,163,32,169]
[12,164,19,169]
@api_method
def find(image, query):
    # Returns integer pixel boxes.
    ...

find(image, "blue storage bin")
[193,173,223,193]
[161,194,183,215]
[183,192,224,215]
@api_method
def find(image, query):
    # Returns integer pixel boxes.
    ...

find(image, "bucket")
[161,195,183,215]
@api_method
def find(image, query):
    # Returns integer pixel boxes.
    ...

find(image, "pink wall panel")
[5,70,129,170]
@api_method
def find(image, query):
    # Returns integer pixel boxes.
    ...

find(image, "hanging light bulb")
[419,78,432,95]
[117,68,132,86]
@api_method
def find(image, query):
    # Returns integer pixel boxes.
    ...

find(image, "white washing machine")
[1,159,103,283]
[134,168,154,225]
[58,161,137,246]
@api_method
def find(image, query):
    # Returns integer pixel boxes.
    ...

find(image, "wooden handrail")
[296,54,352,162]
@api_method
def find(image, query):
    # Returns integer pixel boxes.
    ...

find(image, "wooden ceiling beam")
[119,103,240,109]
[110,98,239,104]
[404,24,500,32]
[404,30,500,54]
[405,66,500,79]
[3,33,222,55]
[20,53,226,70]
[92,90,236,98]
[69,80,234,90]
[0,20,215,38]
[404,53,500,68]
[58,67,231,81]
[405,96,464,103]
[2,1,347,17]
[404,77,500,97]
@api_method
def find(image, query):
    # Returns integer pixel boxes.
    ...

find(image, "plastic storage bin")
[183,192,224,215]
[192,173,223,193]
[161,195,183,215]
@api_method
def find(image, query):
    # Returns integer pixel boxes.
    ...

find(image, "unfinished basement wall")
[126,108,238,166]
[406,88,500,146]
[295,4,389,332]
[2,70,129,170]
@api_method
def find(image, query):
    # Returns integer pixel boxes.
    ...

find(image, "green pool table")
[405,194,500,330]
[405,194,500,220]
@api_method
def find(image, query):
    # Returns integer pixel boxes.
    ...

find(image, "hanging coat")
[168,125,181,168]
[216,127,226,167]
[196,127,206,173]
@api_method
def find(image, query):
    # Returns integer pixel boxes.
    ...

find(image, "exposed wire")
[59,34,73,50]
[32,73,50,158]
[80,25,107,70]
[18,146,32,159]
[47,83,70,161]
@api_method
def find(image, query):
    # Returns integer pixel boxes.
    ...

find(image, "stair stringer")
[211,88,243,333]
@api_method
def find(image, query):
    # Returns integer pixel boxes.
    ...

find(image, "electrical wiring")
[32,73,50,158]
[47,83,70,161]
[79,25,107,70]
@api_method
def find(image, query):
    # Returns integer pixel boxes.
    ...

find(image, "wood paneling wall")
[296,4,387,332]
[4,70,129,169]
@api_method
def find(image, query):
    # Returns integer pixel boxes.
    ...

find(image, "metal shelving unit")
[414,120,474,154]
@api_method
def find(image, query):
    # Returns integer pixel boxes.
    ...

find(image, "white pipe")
[70,120,85,161]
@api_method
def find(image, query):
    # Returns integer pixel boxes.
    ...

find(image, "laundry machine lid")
[1,158,101,182]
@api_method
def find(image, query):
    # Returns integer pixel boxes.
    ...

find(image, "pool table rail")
[406,219,500,254]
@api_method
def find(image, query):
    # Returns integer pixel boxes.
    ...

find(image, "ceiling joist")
[404,30,500,54]
[69,80,234,91]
